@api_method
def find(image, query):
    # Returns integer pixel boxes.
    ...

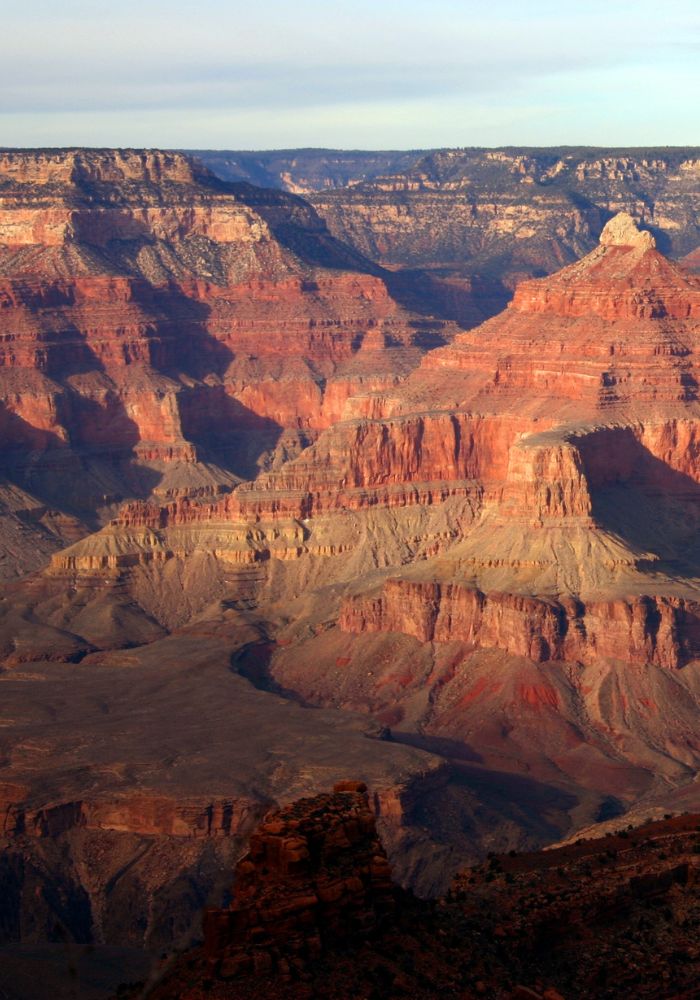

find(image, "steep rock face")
[683,245,700,275]
[229,411,513,518]
[341,581,700,669]
[2,790,259,841]
[497,434,593,522]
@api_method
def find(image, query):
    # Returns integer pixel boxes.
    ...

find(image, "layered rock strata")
[6,165,700,969]
[214,215,700,829]
[13,213,700,839]
[341,582,700,669]
[302,148,700,283]
[0,148,464,577]
[323,216,700,670]
[27,212,700,672]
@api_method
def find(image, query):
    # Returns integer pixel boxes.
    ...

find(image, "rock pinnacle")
[599,211,656,249]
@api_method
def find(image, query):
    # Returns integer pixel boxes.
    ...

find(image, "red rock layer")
[241,220,700,675]
[683,246,700,276]
[511,244,700,321]
[0,271,424,462]
[224,412,521,519]
[1,788,256,839]
[191,230,700,524]
[340,580,700,669]
[80,410,507,529]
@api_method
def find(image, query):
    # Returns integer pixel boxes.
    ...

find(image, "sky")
[1,0,699,150]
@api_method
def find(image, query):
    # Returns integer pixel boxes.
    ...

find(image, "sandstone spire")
[599,211,656,249]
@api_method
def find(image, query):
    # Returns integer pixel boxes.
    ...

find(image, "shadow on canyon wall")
[583,428,700,578]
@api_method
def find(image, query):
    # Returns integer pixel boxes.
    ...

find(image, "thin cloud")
[1,0,698,146]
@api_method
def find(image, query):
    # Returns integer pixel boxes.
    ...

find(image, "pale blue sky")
[1,0,698,149]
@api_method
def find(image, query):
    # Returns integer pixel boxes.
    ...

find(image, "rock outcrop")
[341,581,700,669]
[599,210,656,250]
[202,783,395,979]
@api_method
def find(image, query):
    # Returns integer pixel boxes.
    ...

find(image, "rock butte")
[4,149,700,962]
[201,782,395,980]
